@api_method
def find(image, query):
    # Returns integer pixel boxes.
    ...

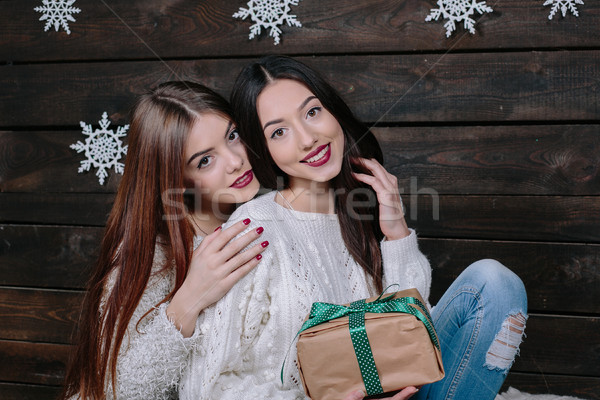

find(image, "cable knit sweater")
[178,192,431,399]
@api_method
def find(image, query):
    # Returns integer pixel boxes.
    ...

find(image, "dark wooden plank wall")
[1,0,599,398]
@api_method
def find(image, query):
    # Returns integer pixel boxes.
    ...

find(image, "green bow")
[296,289,439,396]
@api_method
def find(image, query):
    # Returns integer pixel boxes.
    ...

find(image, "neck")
[190,202,235,236]
[282,178,335,214]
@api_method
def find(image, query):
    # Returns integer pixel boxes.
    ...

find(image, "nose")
[296,124,318,150]
[225,147,244,174]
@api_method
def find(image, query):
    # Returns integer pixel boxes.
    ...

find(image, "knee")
[465,260,528,373]
[463,259,527,308]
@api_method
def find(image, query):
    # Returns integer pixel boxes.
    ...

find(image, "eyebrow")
[262,95,318,132]
[186,120,233,165]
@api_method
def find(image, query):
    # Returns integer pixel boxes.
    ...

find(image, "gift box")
[296,288,444,400]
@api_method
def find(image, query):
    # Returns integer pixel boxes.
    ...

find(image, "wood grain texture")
[407,195,600,243]
[1,0,599,62]
[4,225,599,314]
[0,340,71,385]
[512,314,600,377]
[421,238,600,314]
[374,125,600,196]
[1,193,598,242]
[0,382,61,400]
[2,125,599,195]
[503,372,600,400]
[0,225,101,289]
[0,314,595,386]
[1,51,599,127]
[0,288,84,343]
[0,193,115,226]
[0,130,122,193]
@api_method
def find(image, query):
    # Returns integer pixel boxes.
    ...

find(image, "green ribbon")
[295,290,439,396]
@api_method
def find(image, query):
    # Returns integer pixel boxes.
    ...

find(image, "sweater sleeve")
[180,253,306,400]
[102,248,202,400]
[180,203,307,400]
[380,229,432,305]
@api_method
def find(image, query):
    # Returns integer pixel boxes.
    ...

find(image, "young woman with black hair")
[177,56,527,400]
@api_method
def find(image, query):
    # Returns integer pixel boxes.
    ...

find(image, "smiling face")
[183,113,259,208]
[256,79,345,192]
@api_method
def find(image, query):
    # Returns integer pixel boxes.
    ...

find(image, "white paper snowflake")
[233,0,303,45]
[425,0,493,38]
[34,0,81,35]
[543,0,584,19]
[71,112,128,185]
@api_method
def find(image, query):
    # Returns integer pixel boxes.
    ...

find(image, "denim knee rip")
[484,312,527,374]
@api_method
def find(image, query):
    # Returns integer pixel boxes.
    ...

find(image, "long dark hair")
[231,55,385,292]
[60,81,233,399]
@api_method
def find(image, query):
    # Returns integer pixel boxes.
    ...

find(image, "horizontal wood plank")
[0,130,122,193]
[0,288,84,343]
[0,314,596,386]
[512,314,600,377]
[0,340,71,386]
[0,260,600,343]
[1,52,599,127]
[422,238,600,314]
[1,193,598,242]
[376,125,600,196]
[407,195,600,243]
[1,0,599,62]
[2,125,599,195]
[3,225,599,314]
[0,382,61,400]
[0,193,115,226]
[0,225,101,289]
[503,372,600,400]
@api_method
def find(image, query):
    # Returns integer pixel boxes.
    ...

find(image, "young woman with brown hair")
[60,81,268,399]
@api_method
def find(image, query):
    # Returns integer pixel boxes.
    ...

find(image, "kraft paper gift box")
[296,288,444,400]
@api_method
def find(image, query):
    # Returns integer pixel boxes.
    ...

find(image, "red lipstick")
[300,144,331,167]
[230,170,254,188]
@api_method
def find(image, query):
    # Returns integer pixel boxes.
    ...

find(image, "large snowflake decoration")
[71,112,128,185]
[233,0,303,45]
[34,0,81,35]
[425,0,493,38]
[543,0,584,19]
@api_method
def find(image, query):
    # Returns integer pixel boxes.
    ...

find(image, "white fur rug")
[496,387,589,400]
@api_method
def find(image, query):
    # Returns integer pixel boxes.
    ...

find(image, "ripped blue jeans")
[414,259,528,400]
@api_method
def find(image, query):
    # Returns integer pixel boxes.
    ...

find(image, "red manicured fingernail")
[256,227,264,234]
[256,254,262,260]
[243,218,251,225]
[261,240,269,248]
[214,226,221,232]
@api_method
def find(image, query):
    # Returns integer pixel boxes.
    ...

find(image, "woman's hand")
[167,218,268,337]
[343,387,419,400]
[352,158,410,241]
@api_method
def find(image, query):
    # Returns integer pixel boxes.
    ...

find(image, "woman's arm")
[167,219,266,337]
[103,220,267,399]
[353,158,431,301]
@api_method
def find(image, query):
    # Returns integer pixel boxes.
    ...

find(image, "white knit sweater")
[178,192,432,399]
[94,236,204,400]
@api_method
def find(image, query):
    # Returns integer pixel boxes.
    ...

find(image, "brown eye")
[197,156,212,169]
[307,107,320,118]
[228,129,240,142]
[271,128,285,139]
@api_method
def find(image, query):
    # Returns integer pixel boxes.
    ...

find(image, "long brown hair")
[60,81,233,399]
[231,55,385,292]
